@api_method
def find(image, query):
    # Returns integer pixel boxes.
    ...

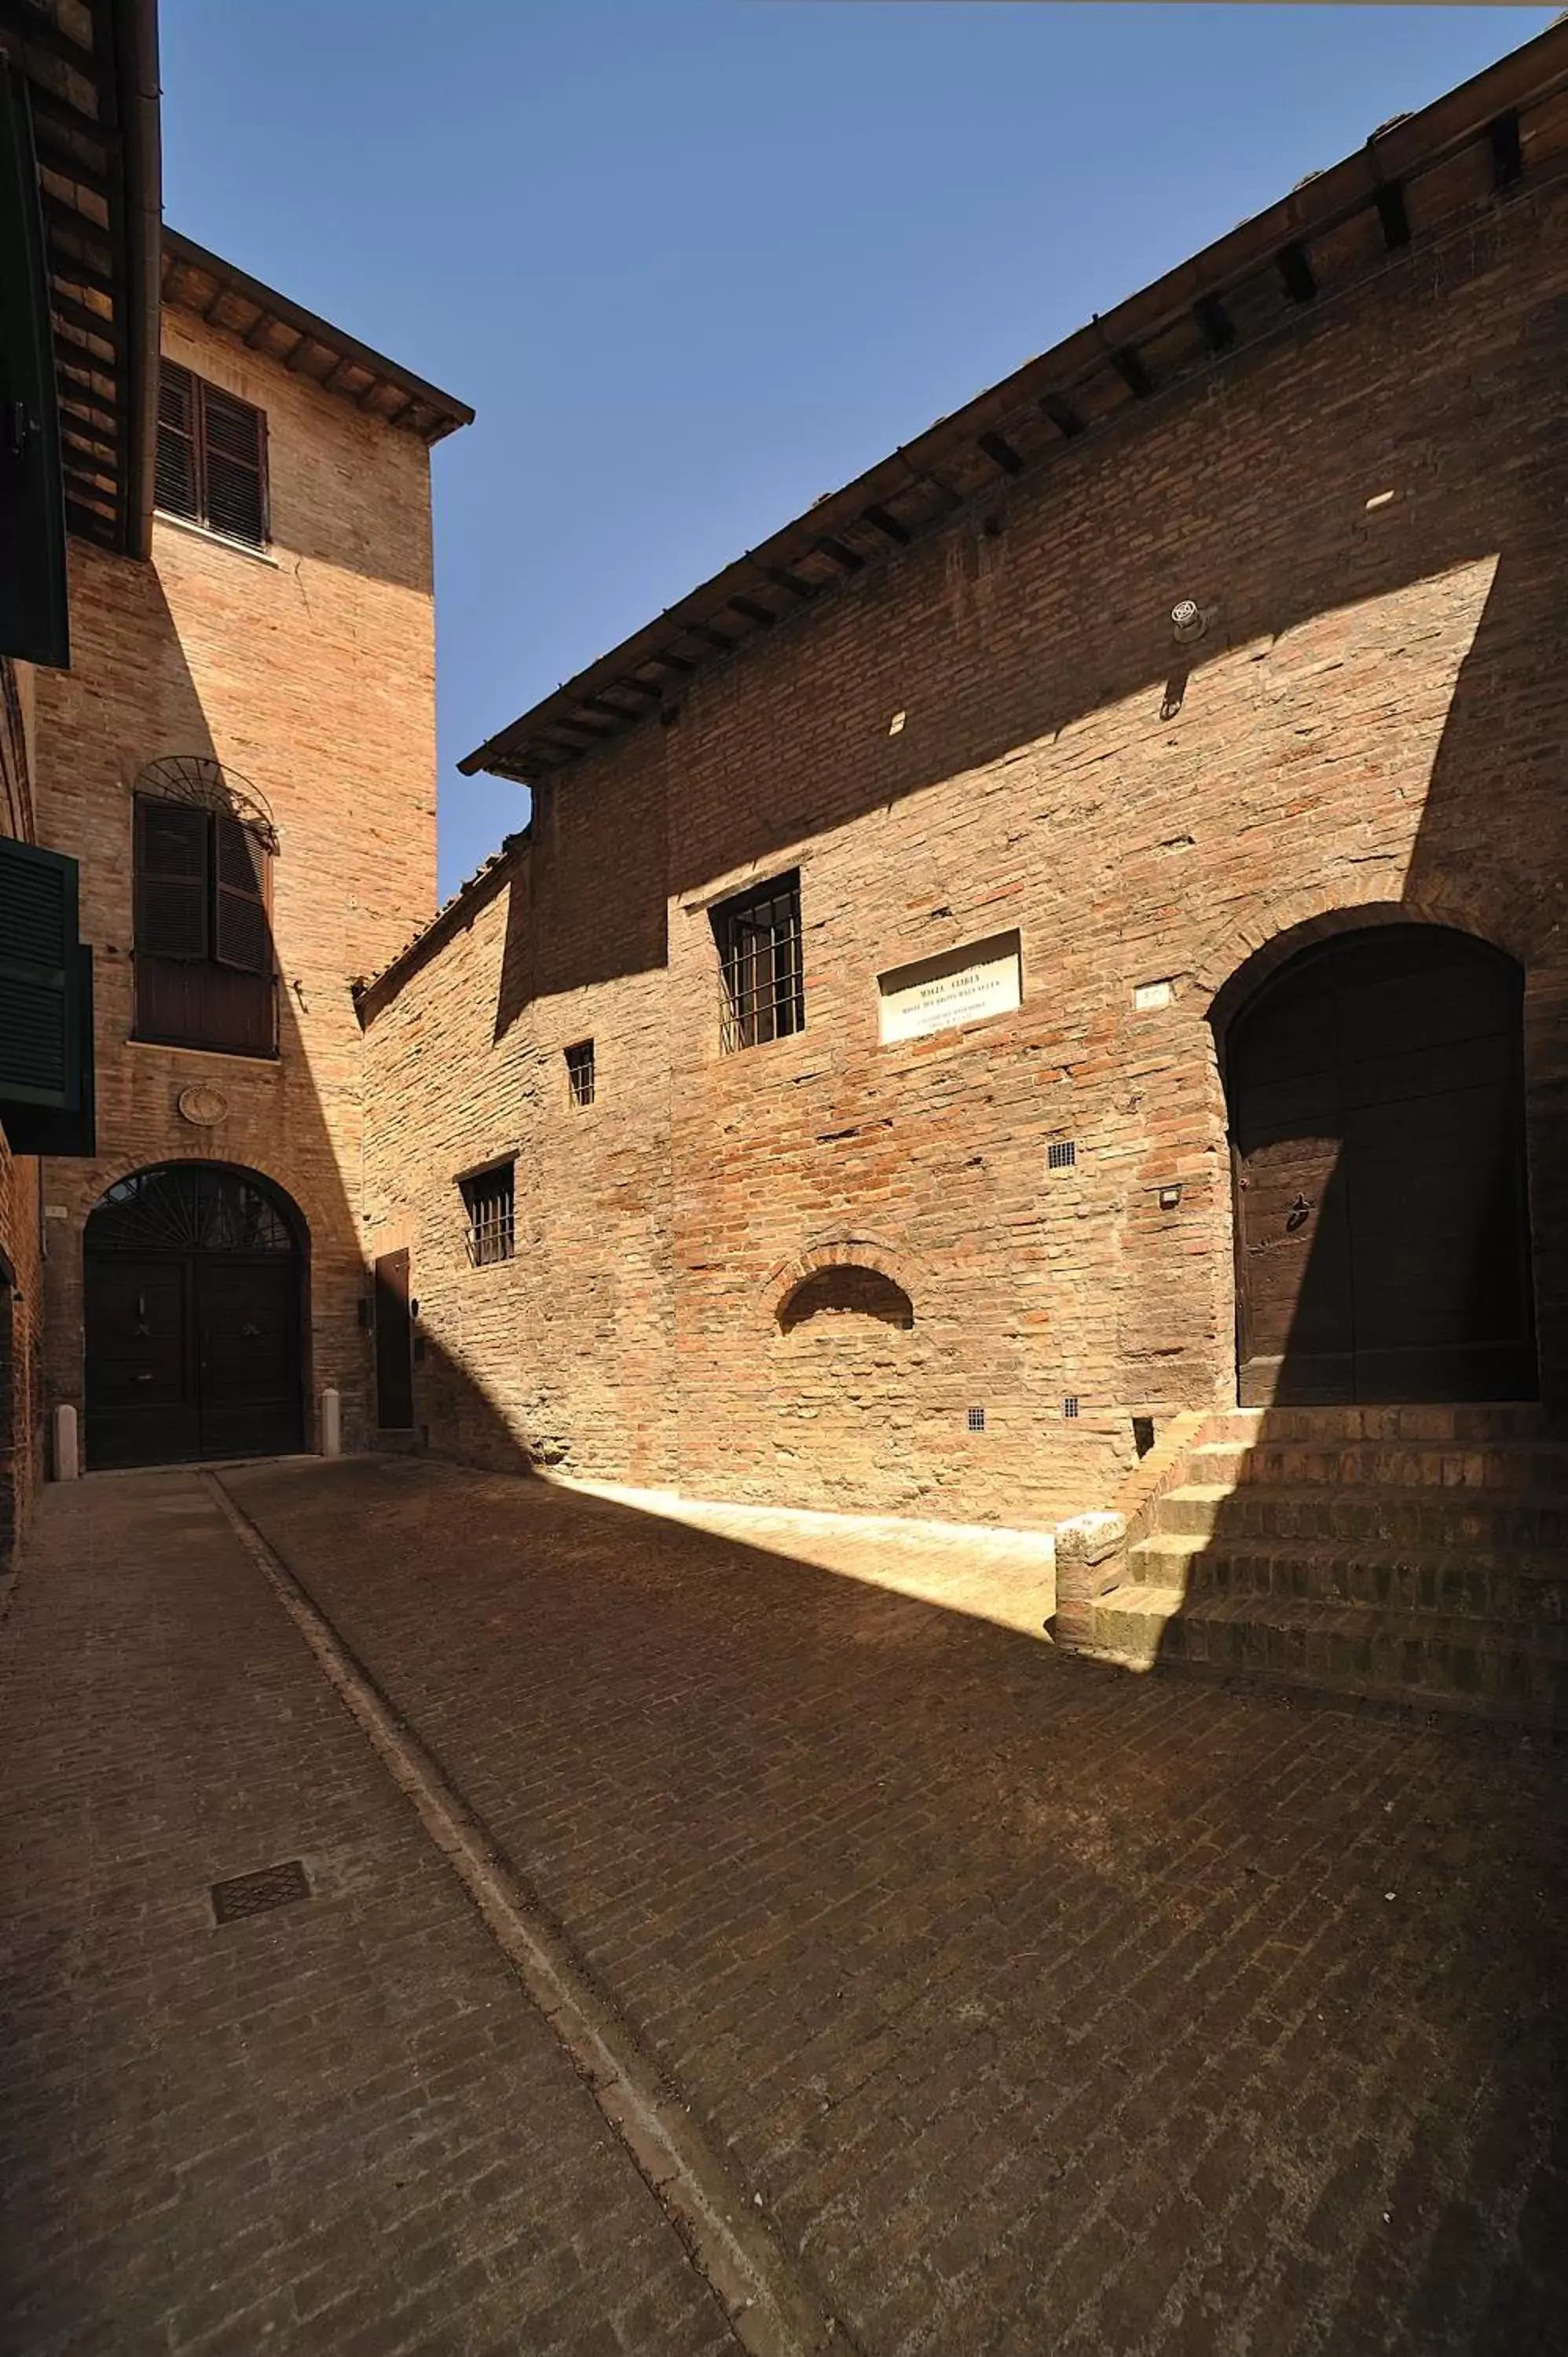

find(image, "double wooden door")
[1229,927,1537,1405]
[83,1164,304,1468]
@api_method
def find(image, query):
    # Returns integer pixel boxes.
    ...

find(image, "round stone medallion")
[177,1083,229,1128]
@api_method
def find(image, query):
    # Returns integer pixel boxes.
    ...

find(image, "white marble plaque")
[878,932,1023,1045]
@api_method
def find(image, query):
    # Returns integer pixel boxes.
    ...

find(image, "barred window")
[566,1039,595,1106]
[156,361,269,549]
[460,1161,515,1266]
[712,871,804,1054]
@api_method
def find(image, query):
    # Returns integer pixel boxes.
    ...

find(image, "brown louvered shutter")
[135,797,209,959]
[155,361,200,522]
[200,383,267,547]
[214,815,270,973]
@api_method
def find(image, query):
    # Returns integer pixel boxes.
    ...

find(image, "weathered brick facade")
[361,79,1568,1532]
[31,294,446,1457]
[1,658,45,1557]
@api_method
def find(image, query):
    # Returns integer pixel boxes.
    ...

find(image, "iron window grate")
[967,1406,986,1433]
[211,1859,310,1925]
[566,1039,595,1106]
[1064,1395,1080,1419]
[713,871,804,1054]
[460,1160,515,1266]
[1048,1139,1076,1169]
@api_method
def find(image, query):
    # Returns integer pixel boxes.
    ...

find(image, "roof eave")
[161,226,474,445]
[460,17,1568,787]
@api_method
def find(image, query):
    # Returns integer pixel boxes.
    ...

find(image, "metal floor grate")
[210,1858,310,1925]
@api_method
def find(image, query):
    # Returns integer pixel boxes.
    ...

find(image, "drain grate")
[211,1859,310,1926]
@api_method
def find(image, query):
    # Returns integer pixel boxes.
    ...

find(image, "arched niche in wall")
[778,1263,915,1336]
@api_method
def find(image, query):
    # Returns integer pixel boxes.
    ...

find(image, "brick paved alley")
[0,1473,734,2357]
[5,1457,1568,2355]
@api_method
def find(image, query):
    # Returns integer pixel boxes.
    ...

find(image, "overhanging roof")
[162,229,474,446]
[462,18,1568,788]
[1,0,161,556]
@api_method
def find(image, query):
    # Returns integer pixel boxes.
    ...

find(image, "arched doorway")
[1225,924,1536,1405]
[84,1163,306,1468]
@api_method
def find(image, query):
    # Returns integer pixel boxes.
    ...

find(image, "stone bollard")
[53,1403,79,1483]
[1052,1509,1127,1654]
[320,1387,342,1460]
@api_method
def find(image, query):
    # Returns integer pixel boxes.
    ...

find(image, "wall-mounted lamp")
[1170,598,1209,647]
[1158,1184,1183,1211]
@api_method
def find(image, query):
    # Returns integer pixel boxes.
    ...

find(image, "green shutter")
[0,834,82,1113]
[1,945,95,1155]
[0,55,70,669]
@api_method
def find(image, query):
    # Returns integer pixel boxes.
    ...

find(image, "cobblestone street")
[3,1457,1566,2355]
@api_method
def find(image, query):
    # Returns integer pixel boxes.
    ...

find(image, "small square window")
[566,1040,595,1106]
[1063,1395,1080,1420]
[460,1160,515,1266]
[967,1406,986,1434]
[1047,1140,1076,1170]
[712,871,804,1053]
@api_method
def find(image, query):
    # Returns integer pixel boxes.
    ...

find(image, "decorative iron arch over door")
[84,1163,306,1468]
[1225,925,1537,1405]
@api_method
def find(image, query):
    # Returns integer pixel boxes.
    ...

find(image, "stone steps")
[1069,1400,1568,1726]
[1083,1585,1568,1724]
[1185,1439,1568,1493]
[1158,1480,1568,1550]
[1201,1404,1549,1446]
[1130,1530,1568,1623]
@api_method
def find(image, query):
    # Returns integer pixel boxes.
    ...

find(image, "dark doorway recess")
[373,1248,414,1431]
[1226,925,1537,1406]
[84,1163,306,1468]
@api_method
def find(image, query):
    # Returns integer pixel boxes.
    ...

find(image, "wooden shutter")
[214,815,271,973]
[200,383,267,547]
[134,797,210,959]
[2,944,95,1155]
[155,361,200,522]
[0,57,69,668]
[0,836,82,1113]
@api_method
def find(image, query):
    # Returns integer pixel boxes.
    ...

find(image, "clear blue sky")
[158,2,1556,898]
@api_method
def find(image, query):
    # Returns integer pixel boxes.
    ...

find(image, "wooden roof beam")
[977,429,1024,476]
[861,502,911,545]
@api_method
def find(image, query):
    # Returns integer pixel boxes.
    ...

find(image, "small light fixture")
[888,709,907,736]
[1158,1183,1182,1211]
[1170,597,1208,647]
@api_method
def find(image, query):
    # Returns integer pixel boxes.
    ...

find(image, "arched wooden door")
[84,1164,306,1467]
[1227,926,1537,1405]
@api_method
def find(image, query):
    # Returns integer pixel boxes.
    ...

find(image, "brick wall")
[30,301,441,1457]
[1,657,45,1556]
[366,178,1568,1529]
[360,739,676,1482]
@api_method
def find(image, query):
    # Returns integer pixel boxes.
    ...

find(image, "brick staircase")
[1082,1405,1568,1725]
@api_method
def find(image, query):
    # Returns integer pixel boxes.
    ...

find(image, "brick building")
[359,24,1568,1564]
[1,0,468,1554]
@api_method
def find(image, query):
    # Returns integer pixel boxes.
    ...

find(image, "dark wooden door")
[82,1257,199,1467]
[1229,927,1536,1405]
[84,1164,305,1468]
[197,1259,302,1458]
[374,1248,414,1430]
